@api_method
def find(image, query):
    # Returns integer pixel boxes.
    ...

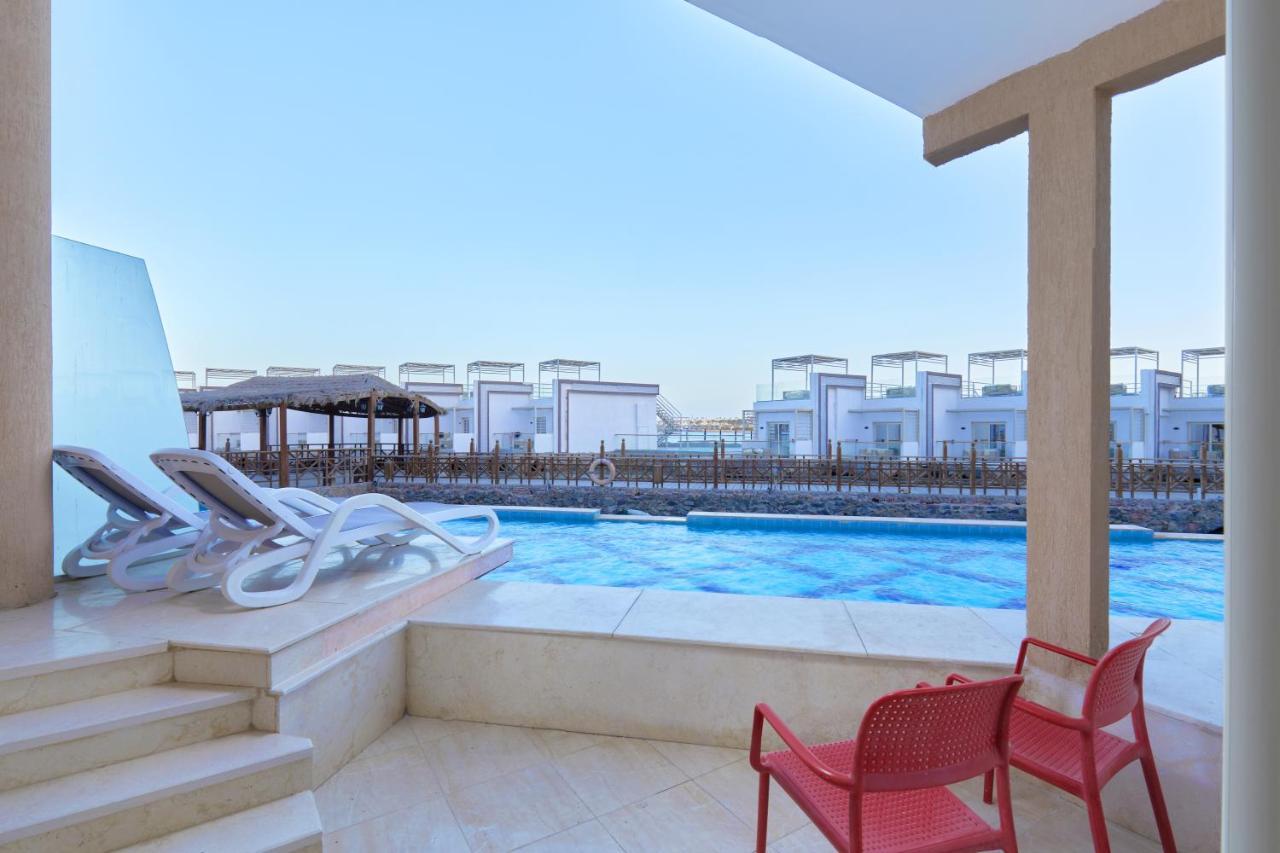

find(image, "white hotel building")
[182,359,659,455]
[748,348,1225,460]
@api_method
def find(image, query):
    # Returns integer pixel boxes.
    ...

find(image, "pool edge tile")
[614,589,867,658]
[408,580,642,638]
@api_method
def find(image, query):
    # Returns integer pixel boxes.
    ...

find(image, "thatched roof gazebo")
[180,374,446,487]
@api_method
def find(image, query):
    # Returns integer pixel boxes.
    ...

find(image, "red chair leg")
[1083,788,1113,853]
[1139,754,1178,851]
[983,769,994,804]
[756,771,770,853]
[995,765,1019,853]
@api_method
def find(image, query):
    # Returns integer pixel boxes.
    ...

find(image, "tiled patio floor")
[316,715,1163,852]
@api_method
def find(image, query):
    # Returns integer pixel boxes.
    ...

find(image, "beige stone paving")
[317,715,1164,852]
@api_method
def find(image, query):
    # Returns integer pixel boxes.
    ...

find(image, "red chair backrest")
[854,675,1023,792]
[1085,617,1170,727]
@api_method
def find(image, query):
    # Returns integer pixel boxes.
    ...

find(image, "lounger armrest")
[1013,697,1090,731]
[750,704,854,789]
[272,488,340,514]
[1015,636,1098,674]
[944,673,974,686]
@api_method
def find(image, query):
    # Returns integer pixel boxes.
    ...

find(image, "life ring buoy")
[587,457,616,486]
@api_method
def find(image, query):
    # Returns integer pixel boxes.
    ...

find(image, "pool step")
[119,791,323,853]
[0,684,254,791]
[0,731,312,852]
[0,636,172,716]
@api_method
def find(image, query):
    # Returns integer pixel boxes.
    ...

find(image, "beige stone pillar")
[0,1,53,608]
[922,0,1224,661]
[1025,90,1112,658]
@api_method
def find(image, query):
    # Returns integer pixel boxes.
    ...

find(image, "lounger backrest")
[854,675,1023,792]
[53,445,202,528]
[1085,617,1170,727]
[150,449,314,536]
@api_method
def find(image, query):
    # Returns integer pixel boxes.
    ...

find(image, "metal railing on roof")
[333,364,386,378]
[961,382,1022,398]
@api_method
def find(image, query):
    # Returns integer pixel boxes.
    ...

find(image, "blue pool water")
[443,518,1224,621]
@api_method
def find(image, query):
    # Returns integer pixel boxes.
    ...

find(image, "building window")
[1187,422,1225,460]
[970,421,1007,458]
[872,422,902,456]
[535,416,548,435]
[766,422,791,456]
[459,416,471,433]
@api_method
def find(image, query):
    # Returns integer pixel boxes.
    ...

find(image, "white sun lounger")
[149,448,500,608]
[53,445,207,592]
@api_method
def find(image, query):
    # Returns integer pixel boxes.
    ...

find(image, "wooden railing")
[217,446,1223,499]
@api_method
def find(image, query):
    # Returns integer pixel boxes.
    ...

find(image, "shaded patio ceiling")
[684,0,1161,116]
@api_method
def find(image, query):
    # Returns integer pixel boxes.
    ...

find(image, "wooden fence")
[218,446,1224,499]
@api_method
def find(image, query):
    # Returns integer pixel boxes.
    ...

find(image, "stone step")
[0,684,254,791]
[120,791,323,853]
[0,635,171,716]
[0,731,312,853]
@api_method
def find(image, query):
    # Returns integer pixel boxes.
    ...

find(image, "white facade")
[456,379,660,454]
[748,355,1225,460]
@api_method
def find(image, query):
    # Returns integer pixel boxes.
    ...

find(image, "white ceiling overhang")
[684,0,1162,117]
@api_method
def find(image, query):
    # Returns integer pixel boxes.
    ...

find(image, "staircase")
[656,395,683,446]
[0,645,322,852]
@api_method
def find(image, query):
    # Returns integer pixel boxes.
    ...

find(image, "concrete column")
[1025,89,1112,658]
[0,1,53,608]
[1223,0,1280,846]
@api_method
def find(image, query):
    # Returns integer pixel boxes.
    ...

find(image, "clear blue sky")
[52,1,1225,416]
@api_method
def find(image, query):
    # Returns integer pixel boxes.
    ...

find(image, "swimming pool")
[443,514,1223,621]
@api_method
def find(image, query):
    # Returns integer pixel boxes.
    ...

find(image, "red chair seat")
[765,740,1004,853]
[1008,702,1141,795]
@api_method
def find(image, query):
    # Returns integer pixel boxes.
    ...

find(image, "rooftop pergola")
[181,374,445,487]
[770,354,847,400]
[265,366,321,378]
[332,364,385,378]
[1109,346,1159,393]
[466,360,525,391]
[1181,346,1226,397]
[204,367,257,388]
[870,351,948,391]
[538,358,601,388]
[174,370,197,391]
[967,349,1027,396]
[399,362,456,386]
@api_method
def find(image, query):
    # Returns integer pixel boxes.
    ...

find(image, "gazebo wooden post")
[413,405,421,453]
[434,413,441,449]
[324,413,335,487]
[258,409,270,479]
[277,404,290,488]
[366,394,377,483]
[197,413,207,450]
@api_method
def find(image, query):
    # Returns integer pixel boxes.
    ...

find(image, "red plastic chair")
[749,675,1024,852]
[950,617,1176,852]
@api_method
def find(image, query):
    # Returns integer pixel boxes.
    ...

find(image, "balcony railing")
[1180,381,1226,398]
[756,384,810,403]
[961,382,1023,398]
[865,383,917,400]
